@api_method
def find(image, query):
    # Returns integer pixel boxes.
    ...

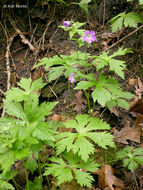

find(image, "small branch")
[7,13,36,53]
[103,0,106,26]
[0,23,16,117]
[25,24,38,58]
[0,89,5,95]
[103,25,143,53]
[49,85,59,102]
[5,34,16,90]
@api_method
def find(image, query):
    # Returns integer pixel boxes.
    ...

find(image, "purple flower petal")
[86,38,92,44]
[92,36,97,42]
[69,73,76,83]
[90,31,95,35]
[82,30,97,44]
[63,21,70,28]
[85,30,90,35]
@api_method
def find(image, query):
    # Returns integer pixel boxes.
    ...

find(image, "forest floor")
[0,0,143,189]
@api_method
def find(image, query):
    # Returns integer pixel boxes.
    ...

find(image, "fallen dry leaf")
[94,164,125,190]
[113,120,142,144]
[72,90,87,114]
[110,107,119,117]
[14,161,27,187]
[129,98,143,116]
[60,180,84,190]
[129,97,143,126]
[128,78,137,86]
[135,78,143,98]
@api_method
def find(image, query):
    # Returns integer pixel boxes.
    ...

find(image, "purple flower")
[63,21,70,28]
[69,73,75,83]
[83,30,97,44]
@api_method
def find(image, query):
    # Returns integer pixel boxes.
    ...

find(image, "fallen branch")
[0,22,17,117]
[7,13,36,53]
[103,25,143,53]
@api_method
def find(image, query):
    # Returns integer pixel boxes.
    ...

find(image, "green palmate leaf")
[56,133,77,154]
[91,75,117,106]
[108,59,125,78]
[5,77,45,102]
[87,132,115,149]
[56,114,115,162]
[25,155,38,174]
[111,15,124,32]
[73,137,95,161]
[139,0,143,5]
[30,77,46,91]
[33,122,55,142]
[74,170,93,188]
[24,94,39,122]
[110,47,132,58]
[5,88,27,102]
[79,0,91,14]
[0,180,14,190]
[69,22,86,39]
[127,160,138,172]
[110,11,142,32]
[92,86,111,107]
[106,88,133,109]
[44,157,73,184]
[18,77,32,92]
[134,157,143,165]
[106,98,130,109]
[3,170,18,180]
[25,176,43,190]
[48,66,65,82]
[132,148,143,155]
[124,12,142,27]
[74,81,94,90]
[93,47,131,78]
[34,56,62,68]
[0,149,14,174]
[62,152,99,172]
[116,146,143,172]
[0,117,24,132]
[3,100,27,121]
[24,94,58,122]
[34,101,58,121]
[44,152,99,188]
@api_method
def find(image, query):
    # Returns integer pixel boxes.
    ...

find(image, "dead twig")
[0,89,5,95]
[103,0,106,26]
[7,13,36,53]
[25,23,38,58]
[103,25,143,53]
[0,23,16,117]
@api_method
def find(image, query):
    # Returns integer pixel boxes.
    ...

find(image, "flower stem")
[84,42,88,74]
[84,90,92,116]
[13,178,23,190]
[99,107,107,119]
[68,80,75,118]
[92,101,95,114]
[76,39,79,60]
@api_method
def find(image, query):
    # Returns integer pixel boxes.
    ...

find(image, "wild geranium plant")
[116,146,143,172]
[44,114,114,188]
[0,20,135,189]
[33,21,134,188]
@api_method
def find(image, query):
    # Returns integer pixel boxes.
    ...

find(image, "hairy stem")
[68,80,75,118]
[84,90,92,116]
[84,42,89,74]
[99,107,107,119]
